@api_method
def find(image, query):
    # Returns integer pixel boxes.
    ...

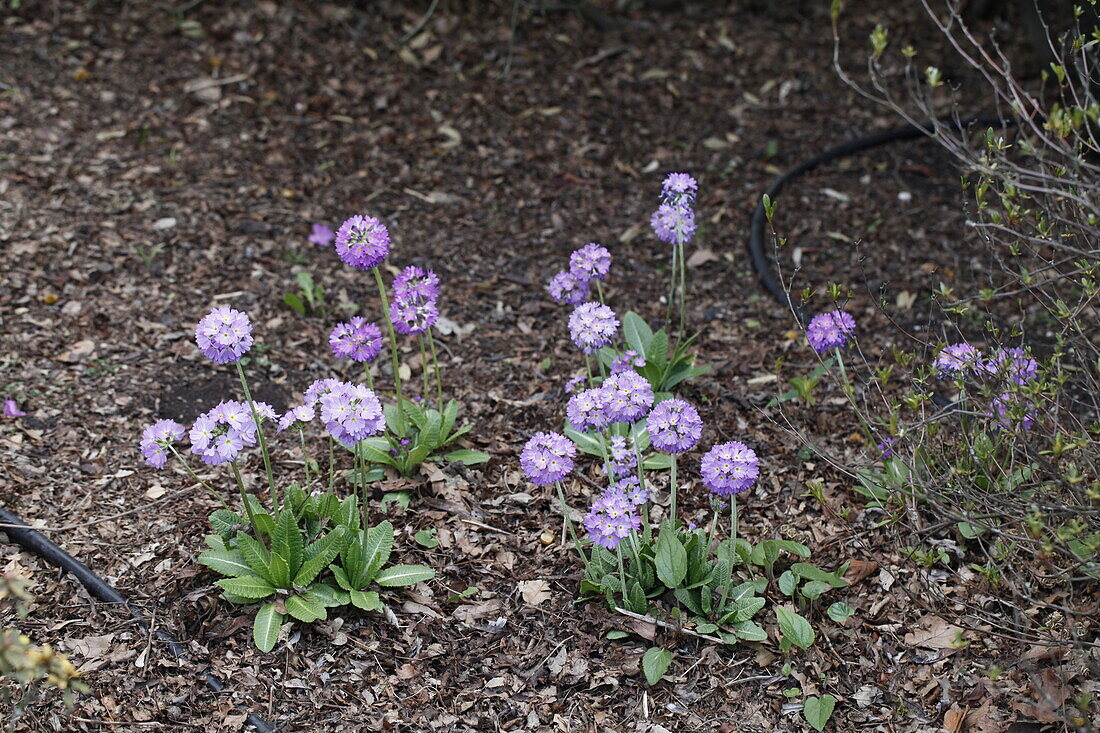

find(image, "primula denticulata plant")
[135,212,504,652]
[523,174,851,673]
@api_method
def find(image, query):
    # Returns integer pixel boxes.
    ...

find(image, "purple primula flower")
[335,214,390,270]
[277,404,315,433]
[519,431,577,486]
[935,342,983,377]
[309,223,335,247]
[605,435,638,478]
[603,475,648,507]
[566,387,611,432]
[195,306,253,364]
[319,382,384,447]
[877,437,897,459]
[564,375,587,394]
[602,370,654,423]
[547,271,591,306]
[984,347,1038,386]
[3,399,26,418]
[139,419,186,469]
[610,350,646,374]
[646,398,702,454]
[650,203,696,245]
[989,392,1037,431]
[393,266,440,304]
[330,317,384,363]
[568,302,619,354]
[304,378,345,407]
[700,441,759,496]
[569,243,612,282]
[189,401,258,466]
[390,298,439,335]
[806,309,856,354]
[661,172,698,205]
[252,402,278,423]
[584,492,641,550]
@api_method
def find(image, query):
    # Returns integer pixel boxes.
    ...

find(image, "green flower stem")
[616,544,628,600]
[716,497,739,613]
[327,436,336,494]
[731,494,738,547]
[166,445,229,509]
[666,245,677,330]
[373,266,408,437]
[669,454,678,526]
[230,462,260,538]
[297,428,311,493]
[362,362,375,391]
[677,240,687,340]
[585,354,595,385]
[356,443,370,528]
[235,362,277,510]
[635,447,651,543]
[834,349,873,442]
[425,328,443,410]
[595,279,606,305]
[555,481,588,564]
[417,335,431,401]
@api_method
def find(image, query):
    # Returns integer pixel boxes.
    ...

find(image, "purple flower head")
[252,402,278,423]
[661,172,698,205]
[330,317,384,363]
[195,306,254,364]
[564,375,587,394]
[566,387,611,432]
[650,203,696,245]
[602,370,654,423]
[611,350,646,374]
[304,378,345,407]
[984,347,1038,386]
[806,309,856,354]
[547,271,591,306]
[877,437,897,459]
[603,475,649,507]
[989,392,1037,431]
[605,435,638,478]
[568,302,619,354]
[189,401,258,466]
[700,441,759,496]
[3,399,26,418]
[335,214,390,270]
[277,404,316,433]
[390,298,439,335]
[569,243,612,282]
[935,342,982,378]
[584,492,641,550]
[309,223,335,247]
[393,266,440,304]
[319,382,385,447]
[646,398,702,454]
[519,431,577,486]
[139,419,186,469]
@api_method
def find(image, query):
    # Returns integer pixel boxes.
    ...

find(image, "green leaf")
[622,311,654,359]
[414,528,439,548]
[294,525,349,586]
[444,448,490,466]
[374,564,435,587]
[803,694,837,731]
[773,539,812,558]
[733,619,768,642]
[606,630,629,640]
[654,528,688,588]
[379,491,410,511]
[563,425,604,458]
[309,583,349,607]
[827,601,855,624]
[778,570,798,596]
[641,646,672,686]
[252,603,284,652]
[350,589,382,611]
[272,509,304,575]
[696,623,718,634]
[357,437,399,468]
[791,563,848,588]
[354,521,394,588]
[214,576,276,600]
[719,596,765,624]
[235,532,277,585]
[197,549,255,578]
[283,292,306,315]
[749,540,781,568]
[441,399,459,441]
[775,607,816,649]
[331,564,354,591]
[284,591,327,623]
[800,580,832,600]
[401,399,428,431]
[209,509,243,541]
[642,453,673,470]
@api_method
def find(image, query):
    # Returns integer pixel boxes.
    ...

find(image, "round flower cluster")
[317,382,385,447]
[990,391,1037,431]
[547,271,590,306]
[189,400,261,466]
[650,203,696,245]
[277,404,316,433]
[985,347,1038,386]
[935,342,982,377]
[569,243,612,282]
[195,306,254,364]
[700,441,759,496]
[393,265,441,304]
[519,432,577,486]
[139,419,186,468]
[568,302,619,354]
[602,370,654,423]
[335,214,390,270]
[304,378,345,407]
[566,388,610,432]
[611,350,646,374]
[806,309,856,354]
[584,489,642,550]
[330,317,384,363]
[646,398,702,454]
[390,265,441,336]
[309,223,334,247]
[604,475,649,507]
[606,435,637,478]
[661,172,698,205]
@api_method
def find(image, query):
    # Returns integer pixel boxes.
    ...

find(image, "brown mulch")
[1,1,1093,731]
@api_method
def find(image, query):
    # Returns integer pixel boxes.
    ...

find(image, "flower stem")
[595,279,606,305]
[669,454,678,526]
[635,446,651,543]
[616,544,628,601]
[555,481,588,564]
[666,246,677,330]
[167,445,229,509]
[425,328,443,411]
[327,436,336,494]
[677,240,687,339]
[417,334,431,401]
[362,362,374,391]
[235,362,277,510]
[373,266,408,437]
[230,462,260,538]
[298,428,311,493]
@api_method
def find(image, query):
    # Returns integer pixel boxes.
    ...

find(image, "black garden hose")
[0,508,276,733]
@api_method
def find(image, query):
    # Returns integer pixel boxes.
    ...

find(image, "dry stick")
[612,606,724,644]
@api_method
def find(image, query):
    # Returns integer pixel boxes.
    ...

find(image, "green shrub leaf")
[803,694,837,731]
[252,603,284,653]
[375,564,436,587]
[775,606,816,649]
[641,646,672,686]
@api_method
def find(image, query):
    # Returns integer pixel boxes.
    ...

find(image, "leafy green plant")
[803,694,837,731]
[641,646,673,685]
[284,271,326,316]
[355,398,489,477]
[607,311,709,393]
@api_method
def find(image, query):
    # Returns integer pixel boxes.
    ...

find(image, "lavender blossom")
[646,398,702,454]
[877,438,897,459]
[568,302,619,354]
[393,266,440,304]
[3,399,26,418]
[700,441,759,496]
[935,342,982,377]
[335,214,390,270]
[318,382,385,447]
[304,378,345,407]
[547,271,591,306]
[390,298,439,335]
[309,223,335,247]
[602,370,654,423]
[661,172,698,205]
[604,475,648,507]
[806,309,856,354]
[605,435,638,478]
[584,492,641,550]
[194,306,253,364]
[519,432,577,486]
[564,375,587,394]
[650,203,696,245]
[330,317,384,363]
[189,401,258,466]
[140,419,186,469]
[569,243,612,282]
[277,404,316,433]
[989,392,1037,431]
[566,388,611,432]
[611,350,646,374]
[984,347,1038,386]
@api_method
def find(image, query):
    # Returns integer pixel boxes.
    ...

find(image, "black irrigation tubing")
[0,508,277,733]
[746,116,1017,408]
